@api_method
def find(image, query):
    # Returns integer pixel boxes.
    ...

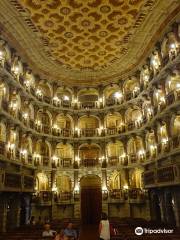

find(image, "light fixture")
[53,124,58,129]
[74,98,78,103]
[147,107,152,113]
[20,149,27,155]
[152,59,158,68]
[161,138,168,144]
[52,186,58,192]
[23,112,28,119]
[138,150,145,156]
[123,185,129,190]
[160,96,165,102]
[176,83,180,89]
[14,66,20,75]
[36,89,42,97]
[74,185,80,192]
[99,97,103,103]
[64,95,69,101]
[150,144,156,150]
[133,86,139,93]
[120,153,126,159]
[35,120,41,126]
[170,43,176,49]
[53,96,60,102]
[102,185,108,191]
[114,91,122,99]
[52,155,58,162]
[144,75,149,81]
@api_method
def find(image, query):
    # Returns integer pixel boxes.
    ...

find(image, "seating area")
[0,218,179,240]
[0,219,80,240]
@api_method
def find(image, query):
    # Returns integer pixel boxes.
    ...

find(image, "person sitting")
[63,222,77,240]
[29,216,36,225]
[37,216,43,225]
[54,229,66,240]
[42,223,56,238]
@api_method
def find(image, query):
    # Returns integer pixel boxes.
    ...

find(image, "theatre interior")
[0,0,180,239]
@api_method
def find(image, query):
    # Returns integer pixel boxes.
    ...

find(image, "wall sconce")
[10,102,17,111]
[7,142,15,150]
[144,75,149,82]
[36,89,43,97]
[53,96,60,104]
[74,184,80,192]
[33,153,41,165]
[150,144,156,151]
[123,185,129,190]
[75,127,80,136]
[35,120,41,126]
[176,83,180,90]
[99,97,103,103]
[52,155,58,166]
[13,66,20,75]
[75,156,80,165]
[114,91,122,99]
[73,98,78,104]
[20,149,27,156]
[170,43,176,50]
[22,112,28,119]
[161,138,168,144]
[138,150,145,159]
[64,95,69,101]
[24,80,30,88]
[52,186,58,193]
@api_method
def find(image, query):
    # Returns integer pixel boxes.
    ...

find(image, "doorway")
[166,192,176,226]
[80,175,102,225]
[152,194,162,222]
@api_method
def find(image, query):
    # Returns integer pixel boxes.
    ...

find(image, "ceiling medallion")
[100,5,111,13]
[99,31,108,37]
[64,32,74,38]
[60,7,71,15]
[81,20,91,29]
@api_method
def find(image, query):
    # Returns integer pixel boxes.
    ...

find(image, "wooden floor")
[79,225,99,240]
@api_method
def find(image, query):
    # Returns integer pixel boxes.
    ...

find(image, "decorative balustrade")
[108,188,146,202]
[61,158,72,168]
[80,101,98,109]
[128,153,137,164]
[55,191,72,202]
[79,128,99,137]
[144,164,179,187]
[143,171,155,185]
[109,189,125,200]
[106,127,124,135]
[157,165,175,183]
[80,158,99,167]
[33,191,52,205]
[128,188,146,202]
[108,156,119,166]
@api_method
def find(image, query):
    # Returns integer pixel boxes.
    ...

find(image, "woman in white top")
[99,212,110,240]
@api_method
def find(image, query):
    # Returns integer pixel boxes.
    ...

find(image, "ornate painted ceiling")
[0,0,180,85]
[20,0,145,70]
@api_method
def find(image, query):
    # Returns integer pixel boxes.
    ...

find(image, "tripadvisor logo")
[135,227,143,235]
[135,227,174,235]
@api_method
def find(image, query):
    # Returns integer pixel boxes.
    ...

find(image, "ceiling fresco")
[0,0,179,85]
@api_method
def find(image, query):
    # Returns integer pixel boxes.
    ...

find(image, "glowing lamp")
[123,185,129,190]
[114,91,122,99]
[64,95,69,101]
